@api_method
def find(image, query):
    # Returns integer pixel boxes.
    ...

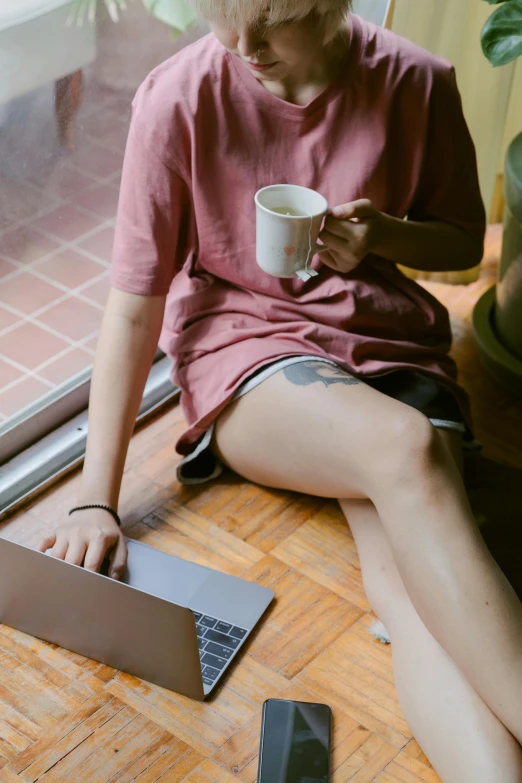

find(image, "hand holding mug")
[317,199,385,274]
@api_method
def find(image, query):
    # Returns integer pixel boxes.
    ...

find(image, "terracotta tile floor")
[0,76,131,423]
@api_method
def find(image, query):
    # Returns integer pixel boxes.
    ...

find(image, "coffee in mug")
[270,207,310,217]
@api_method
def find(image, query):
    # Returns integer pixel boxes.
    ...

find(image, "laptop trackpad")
[122,539,208,606]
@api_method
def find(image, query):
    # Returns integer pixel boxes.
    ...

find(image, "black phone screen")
[258,699,331,783]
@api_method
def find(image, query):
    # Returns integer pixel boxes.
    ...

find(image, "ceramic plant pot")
[473,131,522,395]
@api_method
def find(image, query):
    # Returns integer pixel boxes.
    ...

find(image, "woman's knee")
[392,408,440,458]
[371,408,447,490]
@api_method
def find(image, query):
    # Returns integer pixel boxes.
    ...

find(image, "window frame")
[0,353,179,517]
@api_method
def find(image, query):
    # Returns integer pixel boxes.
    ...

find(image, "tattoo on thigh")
[283,361,361,388]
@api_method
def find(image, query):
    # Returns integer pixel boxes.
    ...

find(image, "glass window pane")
[0,1,207,428]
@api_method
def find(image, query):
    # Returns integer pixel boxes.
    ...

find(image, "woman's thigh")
[211,360,449,500]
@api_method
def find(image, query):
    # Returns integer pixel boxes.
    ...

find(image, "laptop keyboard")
[193,612,248,687]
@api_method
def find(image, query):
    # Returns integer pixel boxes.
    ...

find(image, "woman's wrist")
[370,212,407,262]
[78,490,118,508]
[69,504,121,527]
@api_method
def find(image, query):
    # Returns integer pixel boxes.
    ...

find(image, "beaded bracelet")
[69,504,121,527]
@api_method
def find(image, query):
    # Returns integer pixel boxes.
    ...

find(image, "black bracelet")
[69,504,121,527]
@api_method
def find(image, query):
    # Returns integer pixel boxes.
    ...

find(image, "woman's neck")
[261,20,351,106]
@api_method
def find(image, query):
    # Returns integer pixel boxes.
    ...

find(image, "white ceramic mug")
[255,184,329,280]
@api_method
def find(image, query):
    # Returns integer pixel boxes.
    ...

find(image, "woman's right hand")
[34,509,128,580]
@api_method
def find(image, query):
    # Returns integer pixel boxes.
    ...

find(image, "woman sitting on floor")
[39,1,522,779]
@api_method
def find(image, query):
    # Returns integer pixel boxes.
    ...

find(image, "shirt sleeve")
[109,116,195,297]
[408,65,486,245]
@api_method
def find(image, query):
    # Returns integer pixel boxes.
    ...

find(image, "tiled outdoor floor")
[0,7,210,425]
[0,78,129,422]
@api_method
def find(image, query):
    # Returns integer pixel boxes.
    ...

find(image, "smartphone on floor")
[257,698,332,783]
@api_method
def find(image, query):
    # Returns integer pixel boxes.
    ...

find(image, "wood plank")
[184,481,317,550]
[0,680,59,733]
[152,501,264,570]
[52,713,153,782]
[0,700,43,744]
[115,740,201,783]
[246,495,327,552]
[111,670,252,742]
[210,714,261,778]
[183,758,244,783]
[0,628,103,693]
[7,693,121,776]
[0,767,23,782]
[374,773,412,783]
[332,724,372,777]
[242,556,363,677]
[402,738,433,768]
[0,655,72,724]
[0,640,96,714]
[297,633,410,741]
[0,741,17,764]
[237,756,257,783]
[337,617,395,685]
[107,678,218,756]
[24,705,135,783]
[333,733,399,782]
[0,724,31,755]
[385,749,440,783]
[213,653,295,709]
[272,501,372,610]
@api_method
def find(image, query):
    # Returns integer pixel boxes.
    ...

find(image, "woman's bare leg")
[212,361,522,742]
[340,431,522,782]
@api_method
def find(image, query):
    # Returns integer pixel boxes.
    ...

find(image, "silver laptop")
[0,536,274,701]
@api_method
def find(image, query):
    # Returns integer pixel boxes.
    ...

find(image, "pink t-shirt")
[110,14,486,455]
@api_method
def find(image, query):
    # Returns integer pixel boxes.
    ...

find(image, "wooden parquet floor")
[0,224,521,783]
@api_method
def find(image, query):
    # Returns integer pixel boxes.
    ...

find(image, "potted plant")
[71,0,197,33]
[472,0,522,394]
[72,0,206,96]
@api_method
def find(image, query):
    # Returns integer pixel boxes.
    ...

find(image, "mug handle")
[311,209,331,257]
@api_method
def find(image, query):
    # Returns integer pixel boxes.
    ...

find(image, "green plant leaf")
[142,0,198,33]
[481,0,522,65]
[70,0,123,24]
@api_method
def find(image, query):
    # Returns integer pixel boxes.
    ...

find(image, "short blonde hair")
[193,0,352,42]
